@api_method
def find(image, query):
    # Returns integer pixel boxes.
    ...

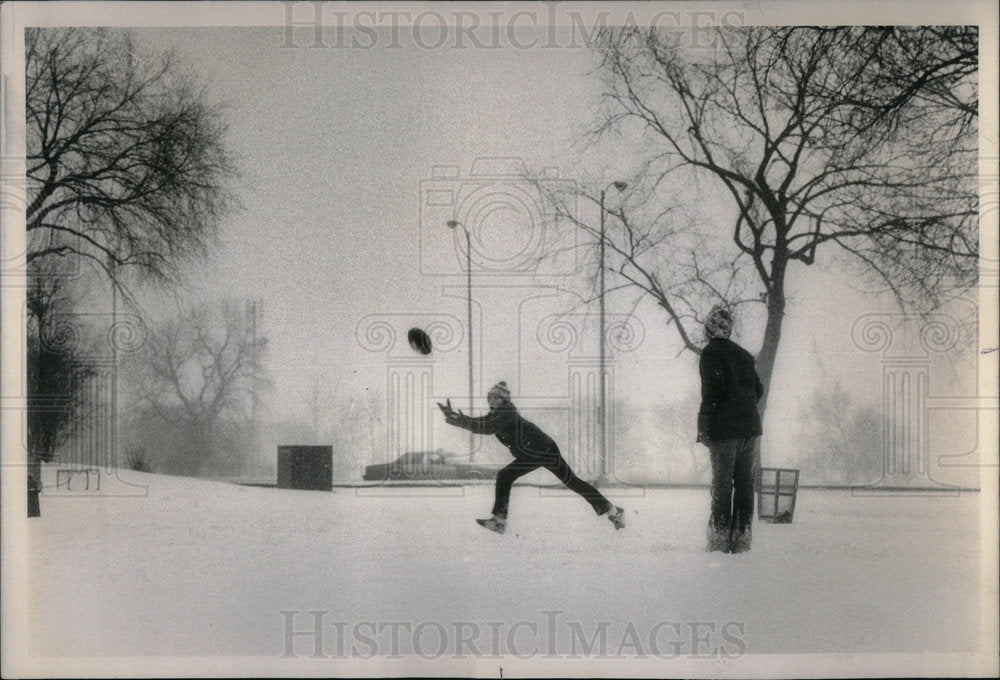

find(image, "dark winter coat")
[449,403,558,460]
[698,337,764,441]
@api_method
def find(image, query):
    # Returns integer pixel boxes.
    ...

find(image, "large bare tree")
[24,28,239,511]
[128,301,268,475]
[556,26,978,415]
[133,301,268,427]
[25,28,238,299]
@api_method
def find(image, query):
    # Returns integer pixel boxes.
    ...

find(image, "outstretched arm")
[437,399,498,435]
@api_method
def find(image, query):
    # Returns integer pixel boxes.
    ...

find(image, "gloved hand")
[696,413,711,445]
[437,398,465,425]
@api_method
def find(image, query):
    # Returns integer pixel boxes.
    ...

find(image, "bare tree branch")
[129,301,270,433]
[25,28,240,299]
[560,25,977,415]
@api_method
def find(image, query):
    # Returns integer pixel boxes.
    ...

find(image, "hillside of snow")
[17,466,995,677]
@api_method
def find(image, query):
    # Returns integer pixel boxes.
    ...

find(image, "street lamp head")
[446,220,460,229]
[613,181,628,192]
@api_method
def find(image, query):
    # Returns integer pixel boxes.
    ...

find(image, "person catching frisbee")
[438,381,625,534]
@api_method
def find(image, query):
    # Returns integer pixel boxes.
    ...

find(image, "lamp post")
[598,181,627,485]
[447,220,475,462]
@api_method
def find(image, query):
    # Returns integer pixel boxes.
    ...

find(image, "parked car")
[363,450,502,481]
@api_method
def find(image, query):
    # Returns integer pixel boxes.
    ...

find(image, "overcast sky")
[106,25,981,471]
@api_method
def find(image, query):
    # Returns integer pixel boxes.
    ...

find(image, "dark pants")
[707,437,756,551]
[491,449,612,519]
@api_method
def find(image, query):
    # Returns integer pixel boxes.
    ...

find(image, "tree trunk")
[754,255,788,420]
[28,455,42,518]
[755,295,784,420]
[29,338,42,517]
[752,253,788,479]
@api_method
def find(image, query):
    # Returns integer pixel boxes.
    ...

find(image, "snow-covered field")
[16,466,996,677]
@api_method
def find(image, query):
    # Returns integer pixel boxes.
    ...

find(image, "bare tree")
[24,27,239,510]
[128,301,269,474]
[563,25,978,415]
[25,28,238,301]
[797,381,882,485]
[134,300,268,426]
[807,27,977,142]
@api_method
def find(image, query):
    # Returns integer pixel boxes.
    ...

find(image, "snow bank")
[22,467,991,675]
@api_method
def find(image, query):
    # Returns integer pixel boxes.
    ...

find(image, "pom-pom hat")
[488,381,511,403]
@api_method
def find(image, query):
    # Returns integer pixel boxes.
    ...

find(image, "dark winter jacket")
[698,337,764,441]
[449,403,559,460]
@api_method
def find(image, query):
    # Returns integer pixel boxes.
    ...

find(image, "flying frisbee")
[408,327,432,355]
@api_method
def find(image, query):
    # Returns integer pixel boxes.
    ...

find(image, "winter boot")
[705,522,731,553]
[606,506,626,530]
[476,516,506,535]
[730,528,752,554]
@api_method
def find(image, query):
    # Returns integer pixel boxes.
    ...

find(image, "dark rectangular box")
[277,445,333,491]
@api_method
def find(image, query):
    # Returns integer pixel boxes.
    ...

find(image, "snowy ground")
[18,466,995,676]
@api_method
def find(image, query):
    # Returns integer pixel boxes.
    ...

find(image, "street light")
[447,219,475,462]
[598,181,627,485]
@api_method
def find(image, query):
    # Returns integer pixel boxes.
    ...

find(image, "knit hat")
[487,381,511,403]
[705,305,733,339]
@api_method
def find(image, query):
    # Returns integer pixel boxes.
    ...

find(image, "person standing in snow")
[697,306,764,554]
[438,381,625,535]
